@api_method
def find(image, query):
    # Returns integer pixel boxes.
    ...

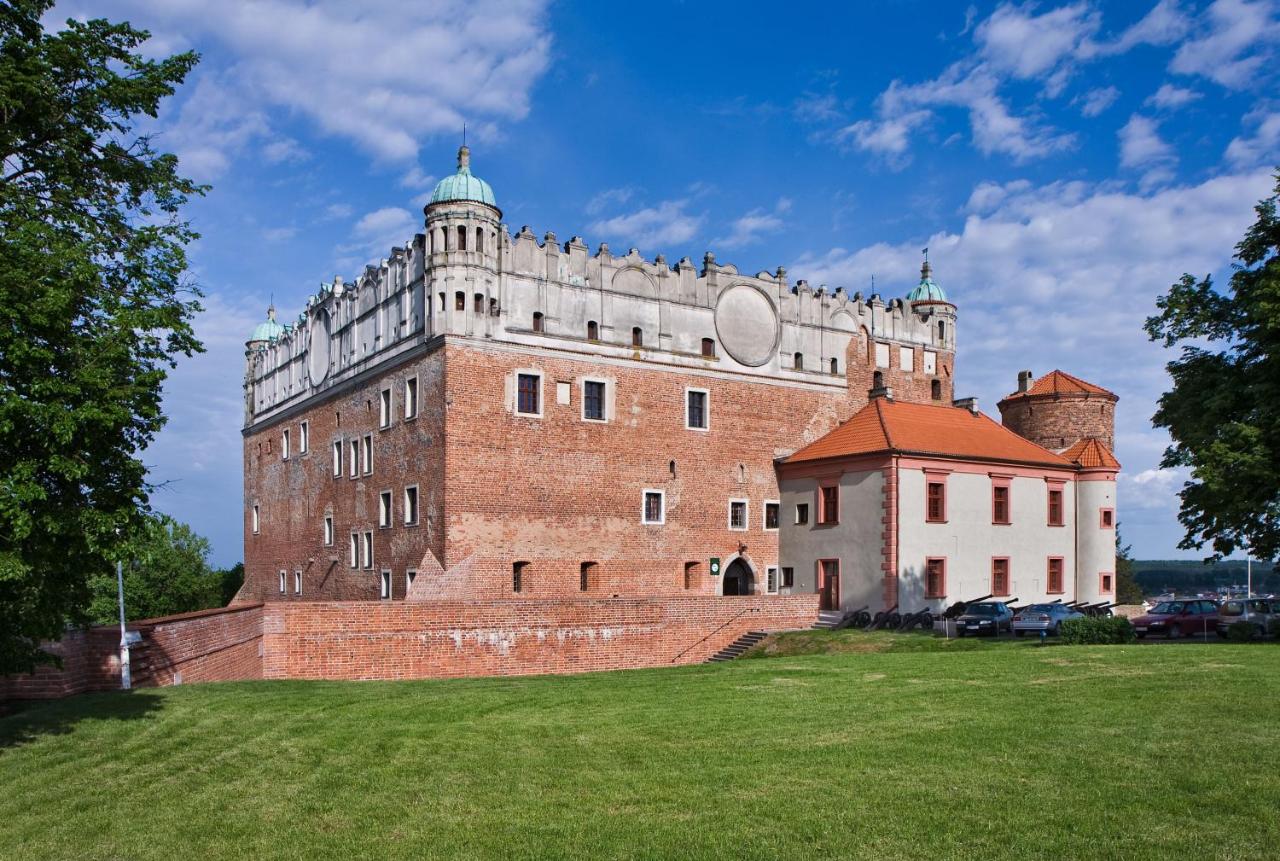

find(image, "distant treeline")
[1133,559,1278,595]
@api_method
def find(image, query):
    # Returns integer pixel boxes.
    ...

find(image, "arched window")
[439,228,447,252]
[475,227,483,254]
[938,320,946,342]
[457,225,467,251]
[438,292,445,312]
[683,561,699,590]
[669,460,676,477]
[830,358,839,375]
[473,293,484,314]
[532,312,544,333]
[701,337,715,357]
[587,320,599,340]
[632,327,643,347]
[931,379,942,400]
[794,352,804,370]
[738,463,746,482]
[429,230,436,254]
[489,298,499,317]
[873,370,884,389]
[454,291,465,312]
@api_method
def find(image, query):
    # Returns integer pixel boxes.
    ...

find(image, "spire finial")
[920,246,932,280]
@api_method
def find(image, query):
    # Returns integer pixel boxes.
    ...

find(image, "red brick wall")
[262,594,819,680]
[998,393,1116,452]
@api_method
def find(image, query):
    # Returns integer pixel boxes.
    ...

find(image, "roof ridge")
[874,398,894,449]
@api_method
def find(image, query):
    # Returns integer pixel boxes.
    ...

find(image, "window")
[406,569,417,590]
[323,515,334,546]
[830,358,839,375]
[766,567,779,594]
[349,533,359,568]
[404,378,418,420]
[299,421,309,454]
[294,571,302,596]
[362,531,373,569]
[1047,557,1064,593]
[793,352,803,370]
[924,351,937,374]
[875,342,890,368]
[516,372,540,416]
[991,558,1010,596]
[931,379,942,400]
[729,499,748,531]
[362,434,373,475]
[899,346,914,372]
[580,320,596,341]
[795,503,809,525]
[819,485,839,525]
[252,504,260,534]
[583,380,605,422]
[685,388,709,430]
[349,440,359,478]
[333,440,342,476]
[579,561,596,592]
[701,337,716,357]
[1100,571,1114,594]
[476,227,483,254]
[992,483,1011,524]
[380,569,391,600]
[926,481,946,523]
[281,428,290,460]
[474,293,485,314]
[455,291,465,311]
[404,486,419,525]
[642,490,665,525]
[925,557,946,598]
[278,571,286,594]
[379,389,391,429]
[1048,487,1064,527]
[379,490,392,528]
[631,326,643,347]
[781,567,795,588]
[456,225,467,251]
[683,561,698,589]
[512,561,527,593]
[532,312,544,333]
[938,320,946,342]
[1100,507,1115,528]
[764,501,780,530]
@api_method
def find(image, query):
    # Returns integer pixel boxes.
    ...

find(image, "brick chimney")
[953,396,979,415]
[869,370,893,401]
[1017,369,1033,393]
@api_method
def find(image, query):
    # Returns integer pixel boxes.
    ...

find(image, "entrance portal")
[722,558,755,596]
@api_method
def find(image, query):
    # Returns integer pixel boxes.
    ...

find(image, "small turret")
[246,304,284,349]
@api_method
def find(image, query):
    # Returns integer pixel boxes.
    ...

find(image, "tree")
[1114,525,1142,605]
[86,514,221,625]
[0,1,203,673]
[218,562,245,606]
[1146,172,1280,562]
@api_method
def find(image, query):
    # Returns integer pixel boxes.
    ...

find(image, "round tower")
[905,255,958,402]
[997,369,1117,453]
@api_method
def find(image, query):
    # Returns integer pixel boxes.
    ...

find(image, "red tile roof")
[1000,369,1116,402]
[785,399,1074,467]
[1060,437,1121,469]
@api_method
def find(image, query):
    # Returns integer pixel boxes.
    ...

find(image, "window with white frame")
[349,440,359,478]
[362,434,373,475]
[281,428,290,459]
[781,567,794,588]
[924,351,937,374]
[764,501,780,530]
[293,570,302,595]
[766,566,779,594]
[404,377,418,420]
[332,440,342,476]
[642,489,665,525]
[252,504,260,534]
[795,503,809,525]
[362,531,373,569]
[299,421,309,454]
[875,342,890,368]
[278,571,286,594]
[380,569,391,600]
[379,388,392,429]
[379,491,392,528]
[899,347,914,372]
[404,486,419,525]
[349,533,359,568]
[685,388,709,430]
[323,515,333,546]
[516,371,541,416]
[728,499,748,531]
[582,379,606,422]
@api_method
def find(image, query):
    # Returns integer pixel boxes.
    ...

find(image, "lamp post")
[117,557,131,691]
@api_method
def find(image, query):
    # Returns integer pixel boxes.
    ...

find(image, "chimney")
[953,396,979,415]
[868,370,893,401]
[1017,369,1033,393]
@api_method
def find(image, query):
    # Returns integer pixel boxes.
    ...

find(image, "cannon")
[1081,602,1114,617]
[896,607,936,632]
[867,604,900,631]
[833,606,870,630]
[942,594,994,619]
[851,607,872,628]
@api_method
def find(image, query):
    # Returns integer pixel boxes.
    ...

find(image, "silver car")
[1011,603,1084,637]
[1215,599,1278,639]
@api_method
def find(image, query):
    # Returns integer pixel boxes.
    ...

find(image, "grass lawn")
[3,636,1279,860]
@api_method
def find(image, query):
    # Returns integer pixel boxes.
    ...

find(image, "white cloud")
[1118,115,1177,188]
[975,2,1100,84]
[1146,83,1203,109]
[713,198,793,249]
[1079,86,1120,117]
[323,203,354,221]
[401,166,436,190]
[158,74,270,181]
[262,226,298,242]
[1170,0,1280,88]
[588,200,703,251]
[1225,108,1280,166]
[964,178,1032,214]
[1094,0,1191,55]
[261,137,309,164]
[585,187,636,216]
[344,206,419,261]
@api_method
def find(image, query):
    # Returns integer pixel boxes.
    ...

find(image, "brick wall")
[998,394,1116,452]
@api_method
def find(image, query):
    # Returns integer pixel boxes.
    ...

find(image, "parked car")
[1011,603,1083,637]
[1215,599,1277,639]
[1132,599,1219,639]
[955,602,1014,637]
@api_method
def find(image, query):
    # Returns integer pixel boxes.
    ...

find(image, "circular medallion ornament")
[307,313,331,386]
[714,284,779,367]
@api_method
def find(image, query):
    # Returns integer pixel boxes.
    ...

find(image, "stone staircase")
[812,610,846,630]
[705,630,768,663]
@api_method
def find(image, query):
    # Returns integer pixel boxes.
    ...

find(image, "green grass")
[3,640,1279,860]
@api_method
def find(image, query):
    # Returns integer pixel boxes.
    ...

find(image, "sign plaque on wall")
[709,557,721,576]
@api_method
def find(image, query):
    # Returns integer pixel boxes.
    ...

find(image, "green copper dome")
[249,306,285,343]
[907,260,948,302]
[429,145,497,208]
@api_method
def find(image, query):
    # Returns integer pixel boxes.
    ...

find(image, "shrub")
[1226,620,1256,642]
[1059,616,1136,645]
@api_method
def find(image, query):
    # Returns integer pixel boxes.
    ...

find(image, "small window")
[299,421,309,454]
[380,569,391,600]
[281,428,290,460]
[938,320,947,342]
[349,533,359,568]
[323,515,334,546]
[349,440,359,478]
[632,327,643,347]
[455,291,465,311]
[1100,572,1114,594]
[683,561,698,589]
[781,567,795,588]
[795,503,809,525]
[991,558,1010,596]
[278,571,286,595]
[532,312,544,333]
[931,379,942,400]
[587,320,599,340]
[1047,557,1065,593]
[992,484,1010,524]
[379,389,391,429]
[875,342,890,368]
[643,490,665,525]
[379,490,392,528]
[475,227,483,254]
[899,346,914,372]
[819,485,839,525]
[1048,488,1064,527]
[252,504,260,534]
[579,561,596,592]
[925,558,946,598]
[729,499,748,531]
[362,531,373,569]
[701,338,716,357]
[583,380,605,422]
[830,357,839,375]
[489,298,499,317]
[516,372,541,416]
[512,561,527,593]
[404,377,418,420]
[456,225,467,251]
[332,440,342,476]
[686,389,709,430]
[362,434,373,475]
[294,571,302,596]
[406,569,417,590]
[404,486,419,525]
[474,293,485,314]
[1100,508,1115,528]
[764,501,780,530]
[793,352,803,370]
[766,566,779,594]
[926,481,946,522]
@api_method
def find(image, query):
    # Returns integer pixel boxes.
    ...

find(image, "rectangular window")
[380,569,391,600]
[1100,571,1114,594]
[819,485,839,525]
[579,561,596,592]
[281,428,290,460]
[379,490,392,528]
[685,388,709,430]
[1047,556,1065,594]
[925,557,946,598]
[517,373,540,416]
[926,481,946,523]
[404,377,418,420]
[293,571,302,595]
[362,531,373,569]
[583,380,605,422]
[643,490,665,525]
[924,351,937,375]
[766,566,779,594]
[323,515,333,546]
[991,557,1010,596]
[362,434,373,475]
[278,571,286,594]
[404,486,419,525]
[795,503,809,525]
[299,421,309,454]
[992,484,1011,524]
[333,440,342,477]
[252,504,260,534]
[1048,488,1064,526]
[1100,507,1115,528]
[728,499,748,531]
[512,561,527,593]
[764,501,780,530]
[349,440,359,478]
[899,346,914,372]
[875,342,890,368]
[379,389,391,429]
[349,533,359,568]
[781,567,795,588]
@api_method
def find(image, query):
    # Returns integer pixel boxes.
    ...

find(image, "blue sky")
[55,1,1280,566]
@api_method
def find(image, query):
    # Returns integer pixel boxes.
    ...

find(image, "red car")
[1132,599,1219,639]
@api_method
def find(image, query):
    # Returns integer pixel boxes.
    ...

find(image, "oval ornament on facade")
[307,313,331,386]
[714,284,778,367]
